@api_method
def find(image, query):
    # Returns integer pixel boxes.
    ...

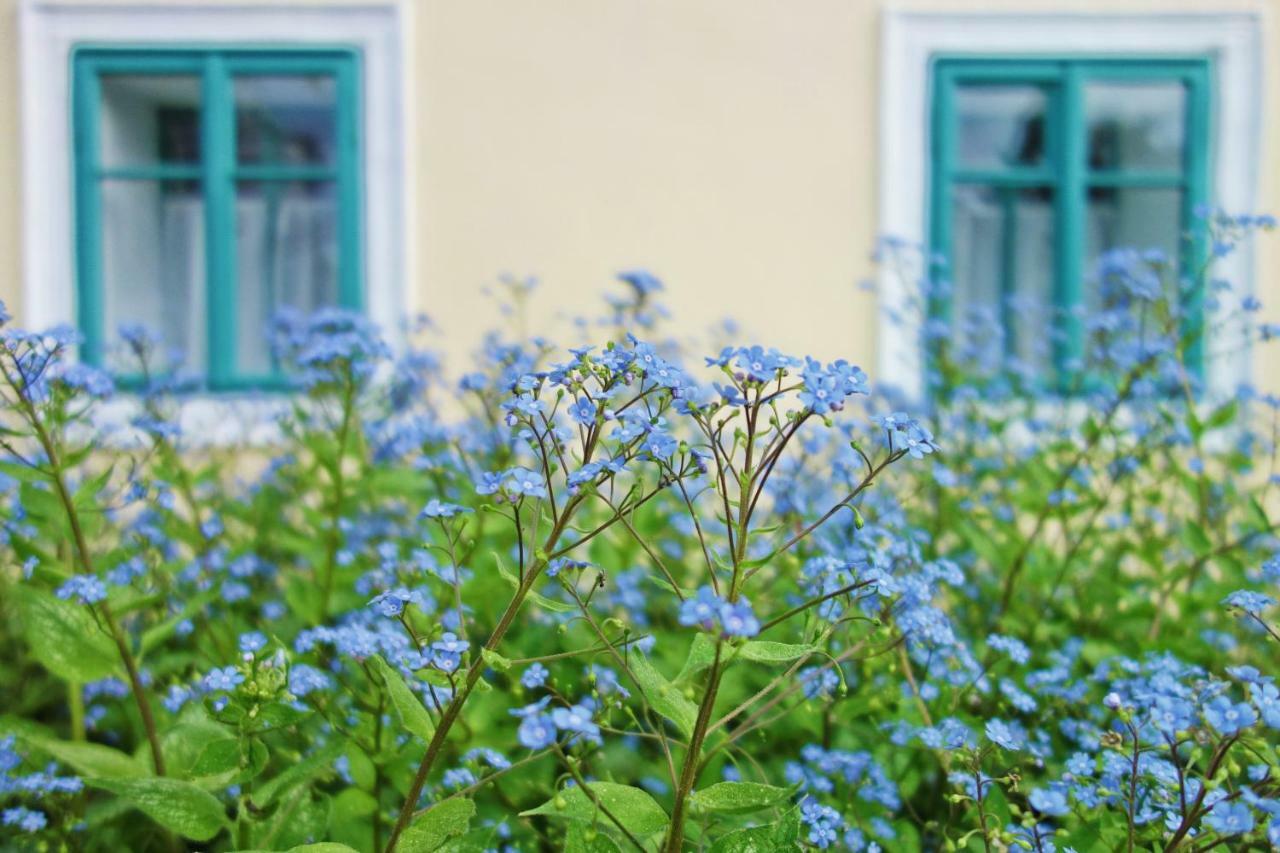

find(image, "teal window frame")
[72,46,364,390]
[928,56,1212,392]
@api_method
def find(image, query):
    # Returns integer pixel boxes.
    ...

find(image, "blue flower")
[288,664,332,698]
[202,666,244,693]
[984,718,1025,751]
[1028,786,1070,817]
[799,358,869,414]
[55,575,107,605]
[799,797,844,849]
[617,269,664,295]
[2,806,47,833]
[1224,590,1275,616]
[462,747,511,770]
[433,633,470,656]
[1204,695,1258,735]
[520,663,549,689]
[163,684,193,713]
[567,398,597,425]
[799,667,840,700]
[442,767,476,789]
[679,586,721,628]
[420,499,471,519]
[878,412,939,459]
[987,633,1031,665]
[734,346,794,383]
[1205,800,1255,835]
[718,598,761,638]
[370,588,413,618]
[516,714,556,750]
[238,632,268,654]
[505,467,548,500]
[1251,682,1280,728]
[551,704,600,741]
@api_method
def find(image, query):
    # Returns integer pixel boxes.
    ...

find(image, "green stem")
[24,404,166,776]
[320,376,357,616]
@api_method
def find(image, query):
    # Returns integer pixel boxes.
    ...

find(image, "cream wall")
[0,0,1277,392]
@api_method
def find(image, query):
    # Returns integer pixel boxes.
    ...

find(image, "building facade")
[2,0,1277,398]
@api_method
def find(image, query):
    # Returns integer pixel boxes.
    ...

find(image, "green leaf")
[493,551,575,613]
[1181,522,1212,556]
[689,782,791,814]
[254,701,313,731]
[259,790,332,851]
[14,585,119,682]
[400,797,476,852]
[522,782,669,839]
[252,740,344,808]
[240,844,360,853]
[21,734,145,779]
[140,590,217,657]
[1205,399,1239,430]
[708,807,801,852]
[189,738,243,777]
[481,648,512,672]
[89,777,230,841]
[332,787,378,820]
[629,653,697,739]
[736,641,819,665]
[675,633,718,684]
[565,824,623,852]
[372,656,436,743]
[156,718,236,782]
[1248,497,1270,532]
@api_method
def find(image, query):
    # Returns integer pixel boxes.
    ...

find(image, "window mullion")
[336,55,363,311]
[1053,64,1086,390]
[1182,67,1212,377]
[203,54,236,389]
[74,60,104,368]
[929,67,956,328]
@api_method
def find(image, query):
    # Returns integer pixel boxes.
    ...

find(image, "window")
[73,48,363,388]
[928,57,1210,389]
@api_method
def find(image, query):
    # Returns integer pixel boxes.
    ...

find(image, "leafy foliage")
[2,215,1280,851]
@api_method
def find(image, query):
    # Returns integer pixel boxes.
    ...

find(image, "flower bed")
[1,217,1280,851]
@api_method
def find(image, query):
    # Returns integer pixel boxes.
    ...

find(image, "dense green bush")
[2,217,1280,852]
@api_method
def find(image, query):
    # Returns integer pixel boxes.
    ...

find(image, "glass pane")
[955,86,1047,170]
[235,75,337,165]
[99,75,202,165]
[950,185,1056,375]
[1086,187,1183,310]
[100,179,206,373]
[235,181,340,374]
[1086,81,1185,171]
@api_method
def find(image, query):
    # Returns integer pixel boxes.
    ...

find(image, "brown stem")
[384,506,578,852]
[663,643,724,853]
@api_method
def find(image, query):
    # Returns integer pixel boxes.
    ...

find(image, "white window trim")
[878,11,1264,401]
[19,1,414,444]
[18,0,414,355]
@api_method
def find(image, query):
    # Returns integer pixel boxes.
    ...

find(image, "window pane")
[1086,187,1183,309]
[955,86,1047,170]
[100,179,206,373]
[235,76,337,165]
[235,181,340,374]
[1086,82,1185,172]
[99,75,202,165]
[950,185,1056,374]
